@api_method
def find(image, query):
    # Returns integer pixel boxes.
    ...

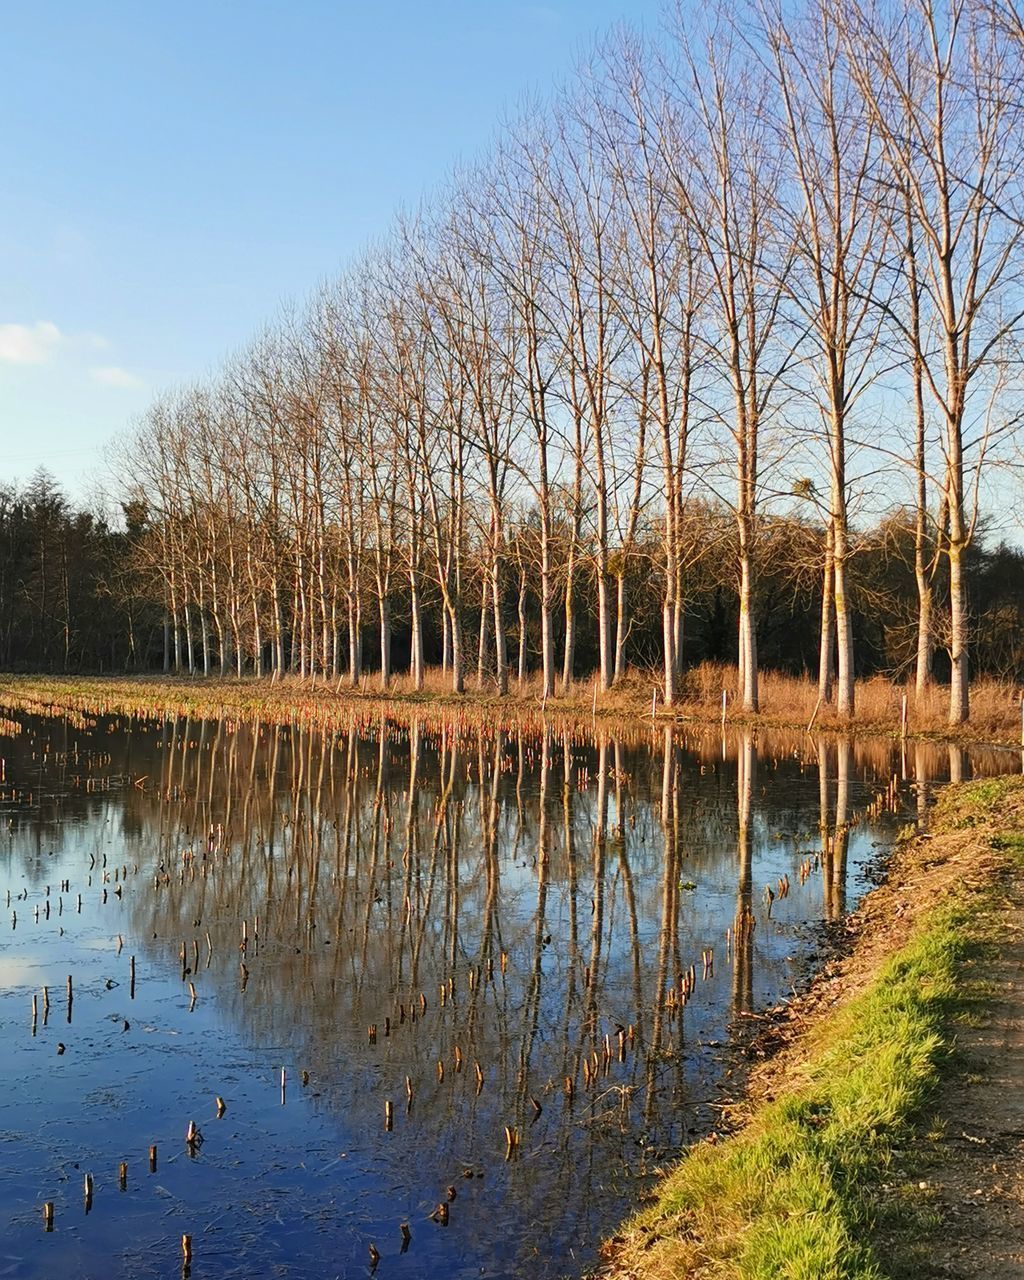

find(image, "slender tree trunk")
[379,593,391,690]
[450,605,464,694]
[348,588,362,688]
[476,579,489,689]
[948,533,969,724]
[200,604,210,677]
[539,516,554,701]
[271,574,285,676]
[561,426,582,691]
[596,566,612,693]
[517,569,527,685]
[915,572,932,698]
[674,569,685,681]
[491,546,508,696]
[738,536,758,713]
[818,521,835,704]
[409,568,424,690]
[832,475,854,717]
[614,571,628,682]
[562,562,576,690]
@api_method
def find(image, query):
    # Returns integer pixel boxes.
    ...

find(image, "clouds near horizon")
[90,364,143,388]
[0,321,140,388]
[0,320,62,364]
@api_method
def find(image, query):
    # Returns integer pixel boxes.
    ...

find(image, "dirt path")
[918,896,1024,1277]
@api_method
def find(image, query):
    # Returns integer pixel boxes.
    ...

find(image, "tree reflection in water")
[0,710,1011,1279]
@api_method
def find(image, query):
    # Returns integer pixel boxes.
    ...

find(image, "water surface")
[0,710,1013,1278]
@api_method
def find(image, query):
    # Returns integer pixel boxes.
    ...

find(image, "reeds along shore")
[2,665,1024,746]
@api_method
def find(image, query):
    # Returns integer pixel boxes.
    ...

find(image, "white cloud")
[0,321,62,364]
[90,364,143,389]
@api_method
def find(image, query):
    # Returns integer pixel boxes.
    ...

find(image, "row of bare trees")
[121,0,1024,724]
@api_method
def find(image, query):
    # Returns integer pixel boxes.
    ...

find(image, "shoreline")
[0,672,1021,750]
[597,776,1024,1278]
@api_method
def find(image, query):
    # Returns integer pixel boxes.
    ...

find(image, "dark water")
[0,709,1014,1279]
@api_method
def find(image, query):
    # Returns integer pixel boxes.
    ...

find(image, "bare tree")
[843,0,1024,722]
[667,16,797,711]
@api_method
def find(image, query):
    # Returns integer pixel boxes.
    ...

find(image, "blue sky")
[0,0,665,504]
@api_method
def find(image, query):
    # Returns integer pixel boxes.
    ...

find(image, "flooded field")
[0,708,1015,1279]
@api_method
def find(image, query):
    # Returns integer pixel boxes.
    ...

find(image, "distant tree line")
[0,471,145,671]
[5,468,1024,694]
[29,1,1024,721]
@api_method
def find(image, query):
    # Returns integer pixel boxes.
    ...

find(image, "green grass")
[615,777,1024,1280]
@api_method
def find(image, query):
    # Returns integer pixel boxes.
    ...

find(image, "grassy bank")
[602,776,1024,1280]
[0,665,1021,744]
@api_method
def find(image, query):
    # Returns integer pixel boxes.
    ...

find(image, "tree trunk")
[614,572,628,683]
[738,542,758,712]
[379,593,391,690]
[596,567,612,693]
[348,590,362,689]
[562,566,576,691]
[915,576,932,698]
[948,537,969,724]
[491,550,508,696]
[409,570,424,690]
[450,605,464,694]
[833,512,854,718]
[517,571,528,685]
[476,584,489,689]
[818,521,835,704]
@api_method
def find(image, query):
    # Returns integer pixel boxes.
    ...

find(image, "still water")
[0,709,1013,1279]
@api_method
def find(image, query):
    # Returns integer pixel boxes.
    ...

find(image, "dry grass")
[0,664,1019,745]
[678,662,1022,743]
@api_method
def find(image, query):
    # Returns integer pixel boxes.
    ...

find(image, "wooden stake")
[43,1202,54,1231]
[119,1161,128,1190]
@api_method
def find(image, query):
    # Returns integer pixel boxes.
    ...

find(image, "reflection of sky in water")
[0,711,1014,1279]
